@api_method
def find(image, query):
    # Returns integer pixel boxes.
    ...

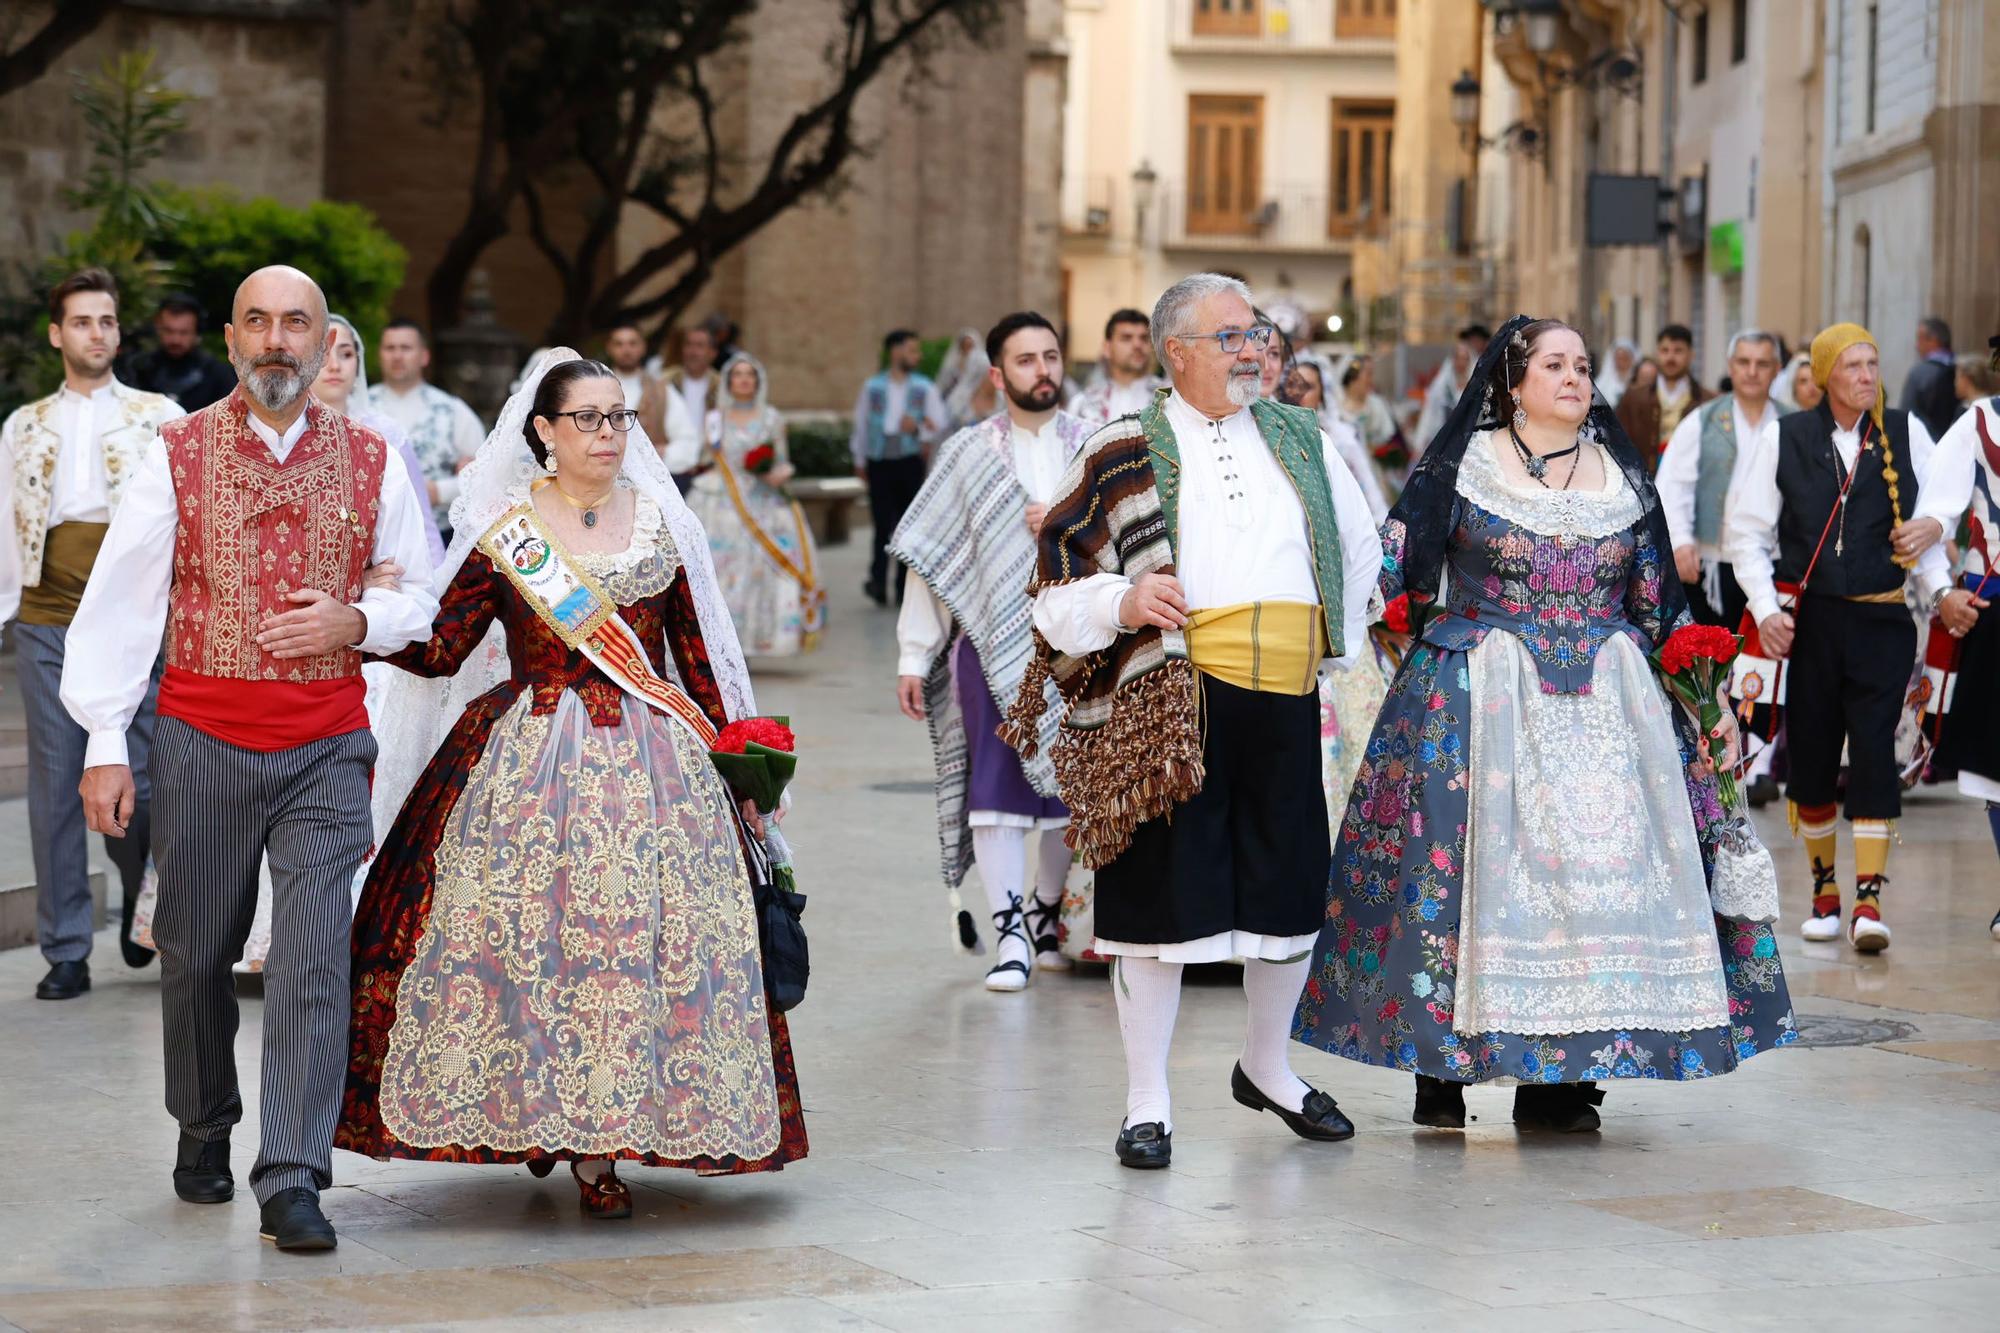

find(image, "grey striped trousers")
[150,717,376,1205]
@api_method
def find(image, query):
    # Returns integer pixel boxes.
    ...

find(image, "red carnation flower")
[714,717,796,754]
[744,444,777,475]
[1380,593,1411,635]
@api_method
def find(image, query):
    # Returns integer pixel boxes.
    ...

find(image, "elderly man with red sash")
[61,266,437,1252]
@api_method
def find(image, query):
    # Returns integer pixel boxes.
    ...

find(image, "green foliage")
[149,189,408,369]
[786,419,855,478]
[65,51,189,248]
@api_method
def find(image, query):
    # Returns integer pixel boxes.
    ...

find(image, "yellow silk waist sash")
[1182,600,1324,696]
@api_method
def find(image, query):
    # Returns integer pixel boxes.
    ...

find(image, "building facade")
[1059,0,1400,364]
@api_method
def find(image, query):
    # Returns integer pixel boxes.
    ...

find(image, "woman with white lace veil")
[686,352,825,657]
[336,349,806,1218]
[1293,317,1796,1134]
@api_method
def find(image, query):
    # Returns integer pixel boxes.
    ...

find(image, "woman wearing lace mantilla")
[1294,318,1797,1133]
[336,352,806,1219]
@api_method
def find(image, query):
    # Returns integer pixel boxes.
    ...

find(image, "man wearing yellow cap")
[1724,323,1952,952]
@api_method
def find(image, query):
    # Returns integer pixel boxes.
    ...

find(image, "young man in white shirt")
[0,268,185,998]
[1068,308,1165,426]
[890,313,1093,992]
[605,323,698,475]
[371,319,487,532]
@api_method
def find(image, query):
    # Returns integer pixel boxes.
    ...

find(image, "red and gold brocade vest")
[157,391,385,750]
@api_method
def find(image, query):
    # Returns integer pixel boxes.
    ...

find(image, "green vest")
[1693,394,1739,547]
[1138,391,1347,657]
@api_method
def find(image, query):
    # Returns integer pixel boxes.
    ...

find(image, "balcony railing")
[1155,180,1389,252]
[1173,0,1396,51]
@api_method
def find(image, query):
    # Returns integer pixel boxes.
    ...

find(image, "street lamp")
[1450,70,1481,132]
[1131,160,1158,242]
[1515,0,1562,56]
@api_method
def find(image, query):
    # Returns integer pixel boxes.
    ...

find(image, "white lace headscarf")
[369,347,758,836]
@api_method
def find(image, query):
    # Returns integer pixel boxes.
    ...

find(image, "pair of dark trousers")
[866,455,927,599]
[12,624,160,964]
[150,718,375,1204]
[1682,561,1748,630]
[1784,595,1914,820]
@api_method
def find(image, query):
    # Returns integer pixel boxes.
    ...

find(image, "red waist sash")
[157,666,368,752]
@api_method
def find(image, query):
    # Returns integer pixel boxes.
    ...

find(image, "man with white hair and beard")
[1004,273,1380,1169]
[61,265,438,1251]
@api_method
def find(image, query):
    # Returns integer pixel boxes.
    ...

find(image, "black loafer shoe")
[1114,1121,1172,1169]
[1231,1063,1355,1142]
[173,1132,234,1203]
[259,1186,337,1251]
[34,960,90,1001]
[1514,1081,1604,1133]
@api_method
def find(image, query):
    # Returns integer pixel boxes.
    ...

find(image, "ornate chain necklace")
[1508,425,1582,490]
[536,476,615,529]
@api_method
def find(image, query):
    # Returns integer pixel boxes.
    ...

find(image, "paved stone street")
[2,535,1998,1332]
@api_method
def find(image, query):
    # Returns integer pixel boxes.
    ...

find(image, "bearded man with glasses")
[1004,272,1381,1170]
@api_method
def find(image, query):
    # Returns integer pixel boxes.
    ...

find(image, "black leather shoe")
[862,580,887,607]
[173,1132,234,1203]
[1114,1121,1172,1169]
[1231,1063,1355,1142]
[119,893,155,969]
[34,960,90,1000]
[259,1187,337,1251]
[1413,1073,1467,1129]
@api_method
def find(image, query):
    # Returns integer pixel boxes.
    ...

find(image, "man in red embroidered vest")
[61,266,438,1252]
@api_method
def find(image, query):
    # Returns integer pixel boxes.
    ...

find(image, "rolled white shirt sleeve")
[353,453,440,654]
[1722,420,1785,626]
[1917,406,1980,533]
[1900,414,1951,599]
[896,574,952,677]
[0,419,20,627]
[1323,433,1384,665]
[663,389,701,474]
[1656,409,1703,550]
[1031,573,1131,656]
[62,436,178,769]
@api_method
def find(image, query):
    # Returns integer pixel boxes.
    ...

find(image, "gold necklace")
[537,476,615,529]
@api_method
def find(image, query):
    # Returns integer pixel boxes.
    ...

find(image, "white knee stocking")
[971,826,1030,972]
[1031,830,1072,908]
[1240,955,1313,1113]
[1113,956,1184,1130]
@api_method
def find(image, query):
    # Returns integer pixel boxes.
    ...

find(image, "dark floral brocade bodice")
[1389,432,1668,695]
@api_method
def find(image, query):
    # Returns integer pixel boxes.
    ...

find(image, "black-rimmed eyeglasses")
[551,408,640,432]
[1183,325,1275,355]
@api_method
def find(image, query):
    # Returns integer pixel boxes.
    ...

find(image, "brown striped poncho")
[999,416,1204,869]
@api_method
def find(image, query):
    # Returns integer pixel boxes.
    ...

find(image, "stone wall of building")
[0,1,331,281]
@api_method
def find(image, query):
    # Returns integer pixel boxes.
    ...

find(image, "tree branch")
[0,0,119,99]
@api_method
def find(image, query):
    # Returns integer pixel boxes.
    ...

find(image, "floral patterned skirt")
[1293,640,1799,1084]
[687,471,821,658]
[338,687,808,1171]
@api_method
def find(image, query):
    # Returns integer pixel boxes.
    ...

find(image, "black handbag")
[745,820,809,1012]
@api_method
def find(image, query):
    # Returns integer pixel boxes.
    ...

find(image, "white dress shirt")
[1657,396,1776,556]
[1722,409,1945,626]
[674,372,712,429]
[1031,390,1382,668]
[0,383,187,626]
[1916,398,2000,571]
[847,374,952,467]
[897,414,1077,676]
[372,382,487,506]
[60,409,440,768]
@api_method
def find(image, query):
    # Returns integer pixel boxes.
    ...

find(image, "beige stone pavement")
[1,535,1998,1332]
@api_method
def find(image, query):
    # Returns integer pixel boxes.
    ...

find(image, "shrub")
[149,189,407,371]
[786,418,855,478]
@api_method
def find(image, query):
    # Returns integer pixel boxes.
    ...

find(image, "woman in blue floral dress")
[1293,317,1796,1132]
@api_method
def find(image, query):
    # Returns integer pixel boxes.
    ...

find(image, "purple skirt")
[956,636,1067,821]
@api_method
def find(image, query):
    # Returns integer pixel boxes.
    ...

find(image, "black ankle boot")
[1413,1074,1466,1129]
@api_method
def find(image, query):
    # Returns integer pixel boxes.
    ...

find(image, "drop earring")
[1511,398,1527,432]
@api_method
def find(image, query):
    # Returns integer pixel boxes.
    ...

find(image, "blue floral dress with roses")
[1294,432,1797,1084]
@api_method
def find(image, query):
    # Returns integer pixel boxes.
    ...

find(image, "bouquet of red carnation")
[743,444,777,476]
[710,715,797,813]
[1651,624,1743,805]
[1378,593,1411,635]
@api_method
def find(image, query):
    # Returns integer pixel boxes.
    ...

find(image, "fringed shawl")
[888,412,1079,905]
[1000,416,1206,869]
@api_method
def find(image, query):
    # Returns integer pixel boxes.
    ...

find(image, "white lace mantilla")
[1456,429,1644,538]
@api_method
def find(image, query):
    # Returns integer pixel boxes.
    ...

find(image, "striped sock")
[1798,802,1840,918]
[1853,819,1890,921]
